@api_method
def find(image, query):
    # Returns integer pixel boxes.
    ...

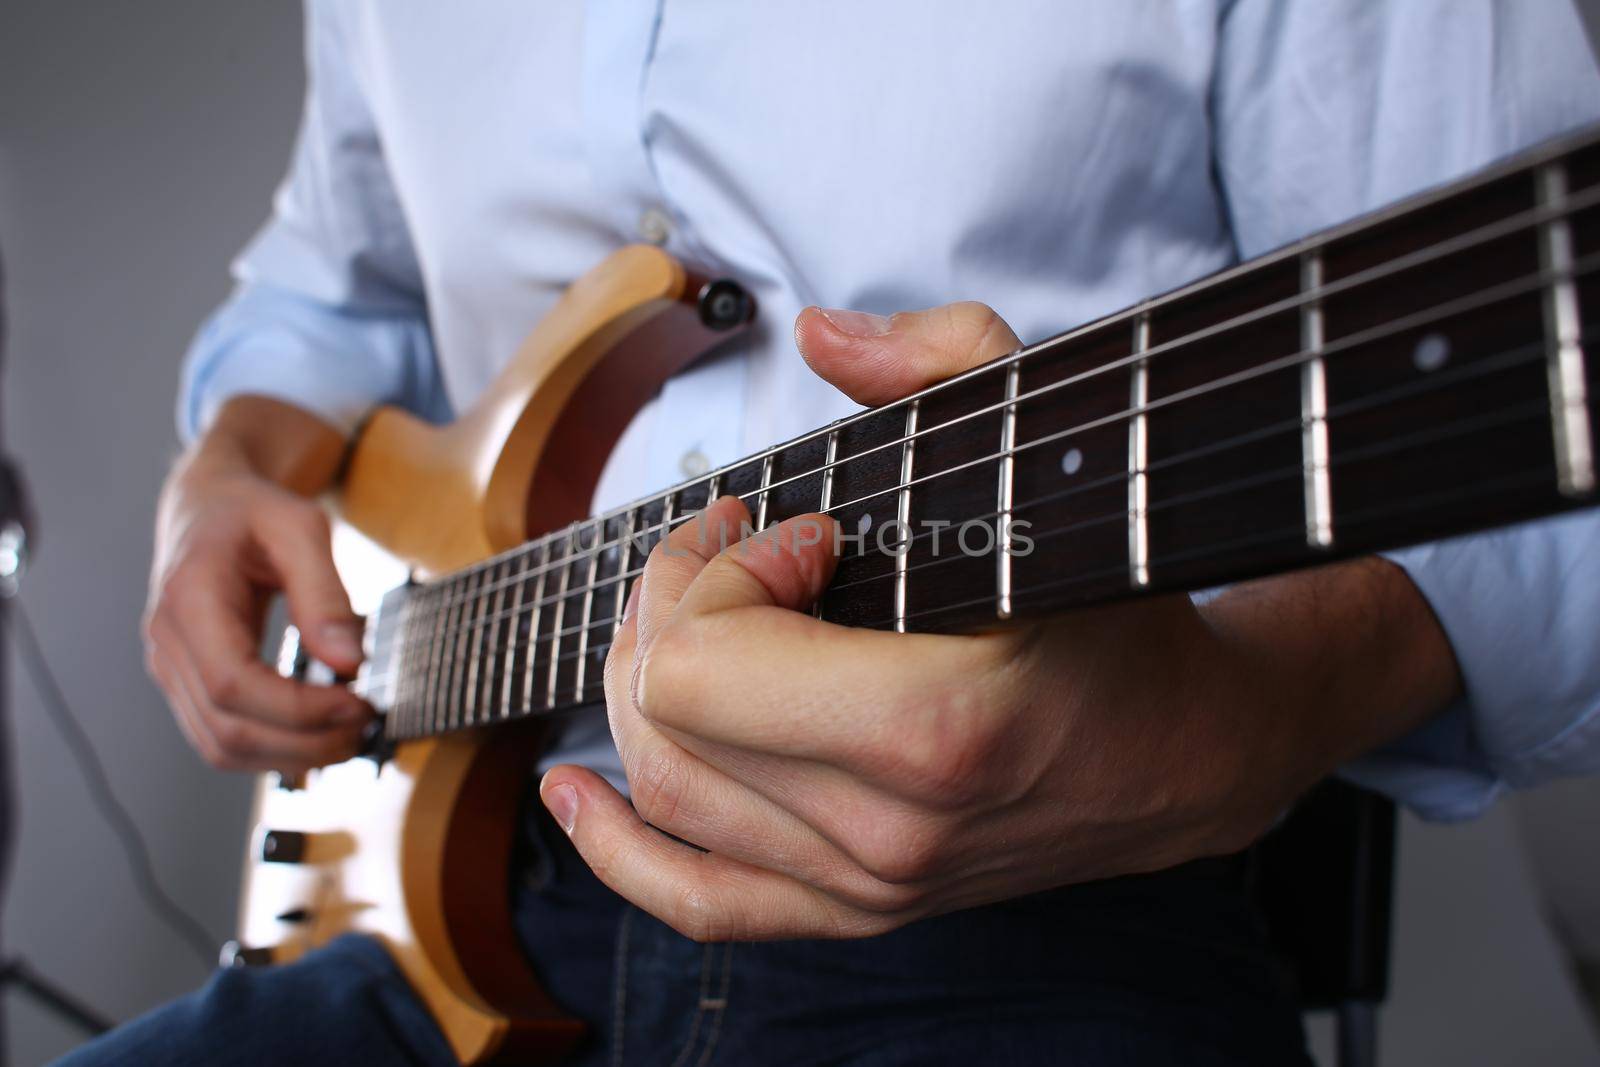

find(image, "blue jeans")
[59,799,1310,1066]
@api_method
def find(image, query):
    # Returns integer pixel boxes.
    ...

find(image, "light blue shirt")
[181,0,1600,821]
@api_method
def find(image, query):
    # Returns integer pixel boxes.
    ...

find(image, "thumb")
[259,500,364,673]
[794,302,1021,406]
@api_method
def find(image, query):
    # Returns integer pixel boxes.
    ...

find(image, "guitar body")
[234,245,753,1064]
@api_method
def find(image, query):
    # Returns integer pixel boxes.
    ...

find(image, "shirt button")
[679,449,710,477]
[638,207,673,246]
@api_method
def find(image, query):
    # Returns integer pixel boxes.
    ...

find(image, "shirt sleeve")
[177,0,449,441]
[1211,0,1600,820]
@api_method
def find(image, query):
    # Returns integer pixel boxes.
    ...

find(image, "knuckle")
[203,663,247,709]
[846,813,949,886]
[627,748,689,830]
[882,693,1004,809]
[602,626,636,705]
[830,870,925,914]
[205,746,245,772]
[207,716,255,761]
[670,884,731,943]
[634,623,698,726]
[858,838,939,886]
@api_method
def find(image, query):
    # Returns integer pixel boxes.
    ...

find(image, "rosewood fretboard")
[354,124,1600,743]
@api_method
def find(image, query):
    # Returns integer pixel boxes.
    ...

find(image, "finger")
[670,513,839,620]
[793,302,1021,406]
[150,621,365,771]
[630,511,844,742]
[638,514,1012,765]
[257,499,364,672]
[147,644,228,768]
[539,765,900,941]
[161,561,370,731]
[635,494,750,653]
[605,606,897,906]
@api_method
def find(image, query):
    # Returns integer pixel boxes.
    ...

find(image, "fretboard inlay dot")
[1061,448,1084,476]
[1413,332,1451,373]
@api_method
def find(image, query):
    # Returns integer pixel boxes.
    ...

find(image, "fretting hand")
[539,303,1461,941]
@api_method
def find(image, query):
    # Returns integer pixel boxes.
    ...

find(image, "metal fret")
[815,431,838,620]
[521,536,552,715]
[443,568,480,730]
[755,454,775,529]
[477,558,510,720]
[1535,163,1595,496]
[1127,312,1151,588]
[462,561,494,724]
[573,523,602,702]
[422,575,460,733]
[894,400,919,632]
[661,491,677,540]
[820,431,838,511]
[409,595,432,737]
[387,600,410,738]
[612,509,638,639]
[997,362,1020,619]
[500,545,530,719]
[408,591,435,737]
[707,472,721,501]
[1300,250,1334,547]
[545,526,577,710]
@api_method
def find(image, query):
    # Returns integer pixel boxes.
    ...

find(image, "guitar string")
[369,253,1598,669]
[390,328,1551,658]
[372,286,1593,706]
[366,326,1548,694]
[363,330,1581,713]
[382,223,1600,644]
[383,178,1600,609]
[384,454,1571,730]
[856,465,1563,635]
[820,340,1557,598]
[379,389,1554,698]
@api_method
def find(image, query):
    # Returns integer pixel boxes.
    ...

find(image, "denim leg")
[695,862,1314,1067]
[52,935,456,1067]
[588,866,1310,1067]
[52,798,1312,1067]
[507,802,1310,1067]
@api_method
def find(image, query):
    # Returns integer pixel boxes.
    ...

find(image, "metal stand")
[0,242,111,1063]
[1336,1000,1379,1067]
[0,959,112,1041]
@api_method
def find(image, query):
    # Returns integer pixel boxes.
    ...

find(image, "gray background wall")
[0,3,1595,1066]
[0,4,300,1064]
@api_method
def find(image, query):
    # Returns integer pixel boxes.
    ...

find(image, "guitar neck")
[360,124,1600,743]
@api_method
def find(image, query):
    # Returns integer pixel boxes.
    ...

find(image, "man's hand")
[540,303,1462,942]
[143,396,371,773]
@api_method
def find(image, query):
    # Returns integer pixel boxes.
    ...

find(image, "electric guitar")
[230,125,1600,1063]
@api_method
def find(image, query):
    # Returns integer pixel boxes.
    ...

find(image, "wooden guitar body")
[233,245,753,1064]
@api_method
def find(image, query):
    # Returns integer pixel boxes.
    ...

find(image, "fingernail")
[543,782,578,834]
[818,307,892,338]
[319,622,363,663]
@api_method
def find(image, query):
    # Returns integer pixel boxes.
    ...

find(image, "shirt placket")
[581,0,749,502]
